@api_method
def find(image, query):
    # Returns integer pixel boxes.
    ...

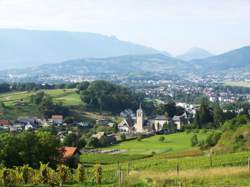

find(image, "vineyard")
[77,150,250,186]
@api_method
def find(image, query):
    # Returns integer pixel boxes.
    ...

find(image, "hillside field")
[224,81,250,88]
[79,131,250,186]
[0,89,81,106]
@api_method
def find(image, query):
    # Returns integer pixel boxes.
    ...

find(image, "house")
[51,115,63,125]
[153,115,169,131]
[59,146,81,168]
[120,109,136,120]
[96,118,110,125]
[0,119,11,126]
[172,113,188,130]
[118,118,134,133]
[14,117,40,130]
[118,105,150,134]
[92,132,116,145]
[76,122,92,128]
[24,124,34,131]
[0,119,11,130]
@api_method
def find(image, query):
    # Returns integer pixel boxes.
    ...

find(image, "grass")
[224,81,250,88]
[81,154,151,165]
[102,132,208,155]
[0,89,81,106]
[127,166,250,186]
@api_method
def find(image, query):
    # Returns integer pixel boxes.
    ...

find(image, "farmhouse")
[59,146,81,168]
[51,115,63,125]
[118,118,134,133]
[173,113,188,130]
[0,119,11,126]
[0,119,11,130]
[92,132,116,144]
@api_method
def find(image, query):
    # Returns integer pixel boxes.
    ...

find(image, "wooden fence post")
[128,161,131,174]
[248,157,250,171]
[209,154,213,167]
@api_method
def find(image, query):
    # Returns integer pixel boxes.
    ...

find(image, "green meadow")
[0,89,81,106]
[102,132,208,155]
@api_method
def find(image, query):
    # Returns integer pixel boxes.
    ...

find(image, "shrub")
[191,134,198,147]
[76,164,85,183]
[1,168,19,186]
[205,132,222,148]
[120,134,126,141]
[39,163,49,184]
[158,136,165,142]
[95,164,102,185]
[56,165,72,186]
[21,165,32,184]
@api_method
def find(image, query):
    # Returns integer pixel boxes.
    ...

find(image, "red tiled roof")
[59,146,78,159]
[52,115,63,120]
[0,120,10,126]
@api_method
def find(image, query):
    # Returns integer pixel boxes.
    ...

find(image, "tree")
[195,98,213,128]
[213,104,224,127]
[30,91,45,105]
[80,80,142,113]
[112,123,119,133]
[205,132,222,147]
[63,133,78,147]
[87,137,100,148]
[155,102,184,118]
[77,81,90,91]
[78,136,87,149]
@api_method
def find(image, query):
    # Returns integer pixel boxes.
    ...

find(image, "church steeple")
[135,103,144,132]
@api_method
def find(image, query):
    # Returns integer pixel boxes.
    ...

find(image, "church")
[118,104,188,134]
[118,104,147,133]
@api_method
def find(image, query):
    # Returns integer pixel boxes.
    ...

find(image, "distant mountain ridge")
[12,53,187,75]
[177,47,213,61]
[190,46,250,71]
[0,28,164,70]
[1,46,250,82]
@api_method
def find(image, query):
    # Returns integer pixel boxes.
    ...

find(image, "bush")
[158,136,165,142]
[205,132,222,148]
[95,164,102,185]
[120,134,126,141]
[76,164,85,183]
[56,165,72,186]
[191,134,198,147]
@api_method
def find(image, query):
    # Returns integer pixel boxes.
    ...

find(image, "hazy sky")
[0,0,250,55]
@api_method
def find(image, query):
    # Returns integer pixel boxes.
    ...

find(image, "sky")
[0,0,250,55]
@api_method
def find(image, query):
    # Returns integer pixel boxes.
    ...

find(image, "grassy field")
[0,89,81,106]
[225,81,250,88]
[101,132,208,155]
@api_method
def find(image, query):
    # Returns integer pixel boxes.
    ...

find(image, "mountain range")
[0,29,250,80]
[0,28,163,69]
[177,47,213,61]
[190,46,250,71]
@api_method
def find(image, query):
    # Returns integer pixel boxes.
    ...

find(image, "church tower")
[135,104,144,132]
